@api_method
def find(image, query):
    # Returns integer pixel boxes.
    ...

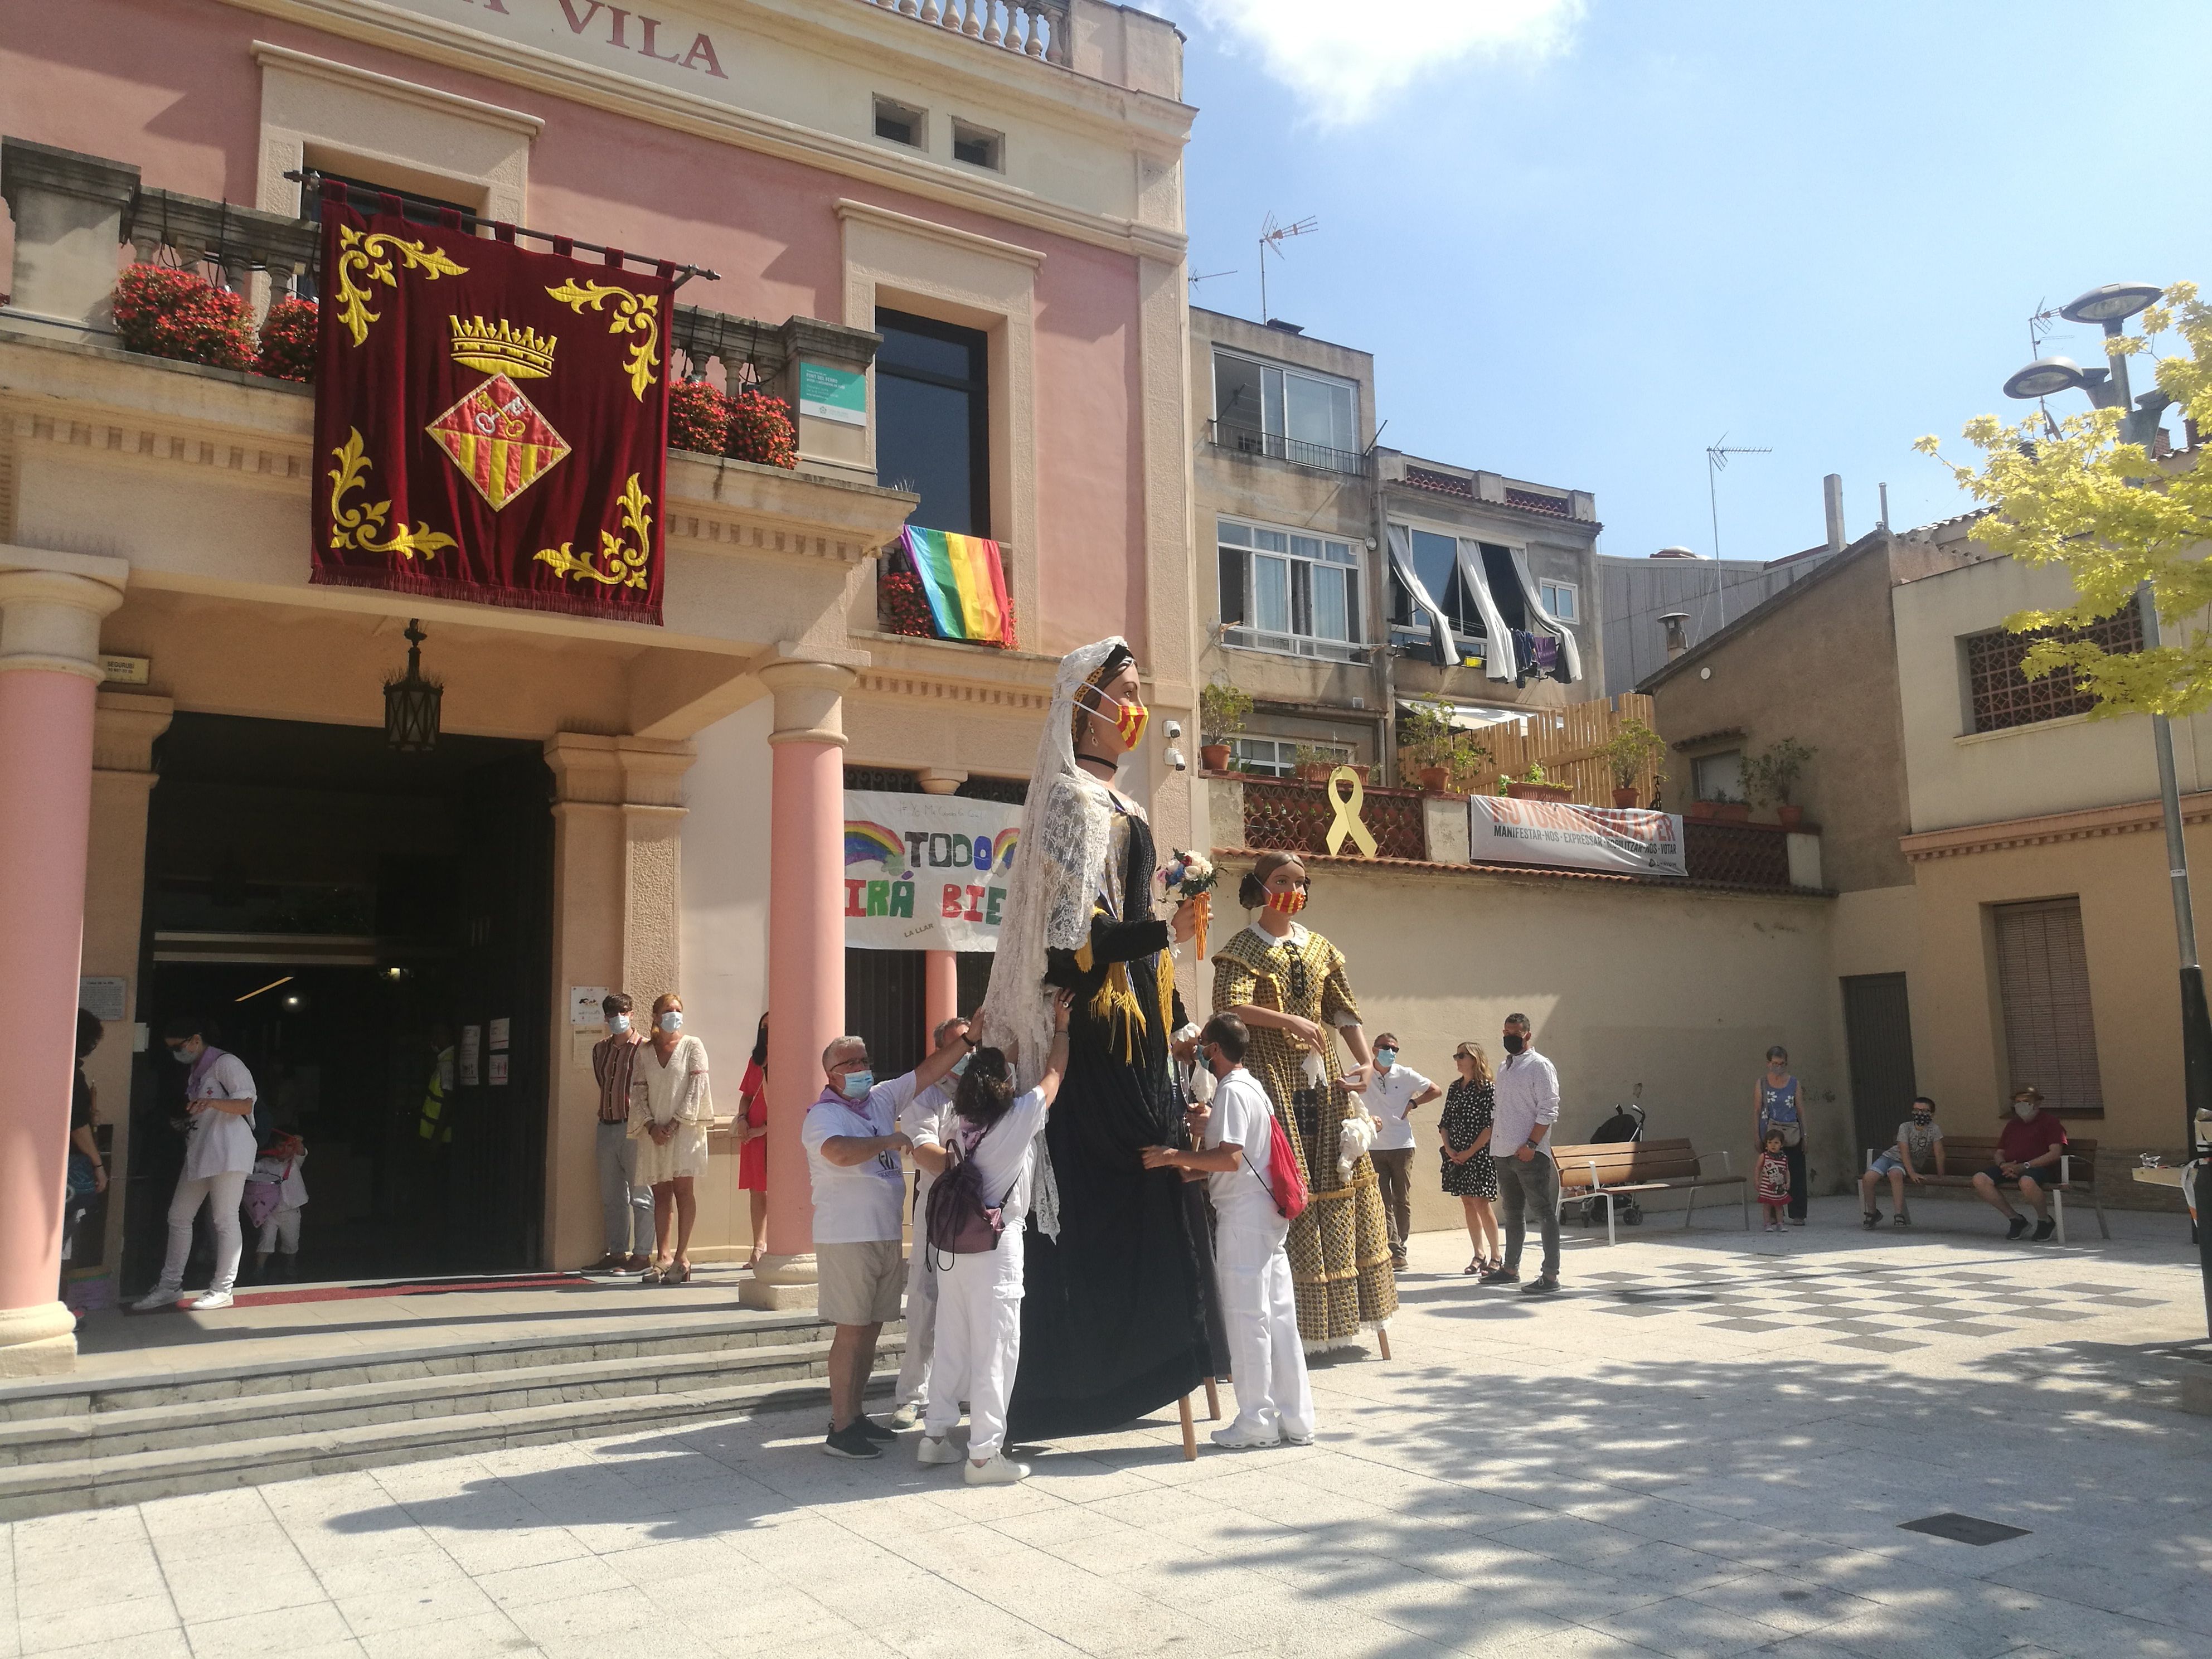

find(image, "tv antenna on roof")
[1258,212,1317,323]
[1189,268,1238,294]
[1704,434,1770,629]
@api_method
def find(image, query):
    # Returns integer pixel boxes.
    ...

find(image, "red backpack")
[1253,1113,1308,1222]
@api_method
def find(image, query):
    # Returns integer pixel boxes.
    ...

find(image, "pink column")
[743,656,856,1311]
[0,560,125,1377]
[924,949,959,1045]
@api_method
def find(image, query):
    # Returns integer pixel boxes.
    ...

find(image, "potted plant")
[1712,791,1751,823]
[1443,731,1492,796]
[1292,743,1339,784]
[1688,797,1718,821]
[1198,680,1253,772]
[1743,738,1815,828]
[1505,761,1573,804]
[669,379,731,455]
[1397,701,1457,791]
[725,386,798,469]
[113,263,254,372]
[1597,717,1666,808]
[254,296,318,382]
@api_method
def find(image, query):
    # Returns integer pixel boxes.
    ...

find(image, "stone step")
[0,1309,893,1422]
[0,1346,909,1520]
[0,1329,908,1467]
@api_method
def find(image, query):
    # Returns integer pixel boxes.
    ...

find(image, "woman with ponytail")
[1211,851,1397,1350]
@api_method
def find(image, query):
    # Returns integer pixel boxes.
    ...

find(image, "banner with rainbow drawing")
[899,526,1012,647]
[843,788,1023,951]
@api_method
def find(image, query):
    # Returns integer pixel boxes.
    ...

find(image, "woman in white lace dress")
[629,992,711,1285]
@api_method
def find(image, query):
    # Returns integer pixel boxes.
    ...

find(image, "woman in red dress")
[735,1013,769,1269]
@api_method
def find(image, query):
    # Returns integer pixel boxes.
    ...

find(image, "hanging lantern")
[383,618,443,751]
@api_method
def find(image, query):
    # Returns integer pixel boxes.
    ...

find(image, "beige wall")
[1197,860,1846,1236]
[1650,544,1913,893]
[1893,554,2212,832]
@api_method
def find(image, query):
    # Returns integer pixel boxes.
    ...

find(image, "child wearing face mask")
[1755,1130,1792,1233]
[1862,1095,1944,1228]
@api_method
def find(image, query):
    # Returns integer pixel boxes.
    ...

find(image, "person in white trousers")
[918,992,1071,1486]
[129,1015,259,1313]
[1144,1012,1313,1450]
[893,1015,973,1427]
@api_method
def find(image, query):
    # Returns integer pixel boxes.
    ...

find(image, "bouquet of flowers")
[1160,850,1216,961]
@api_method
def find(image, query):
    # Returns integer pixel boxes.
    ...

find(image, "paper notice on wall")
[489,1017,510,1052]
[488,1053,510,1086]
[570,987,609,1026]
[1468,796,1686,877]
[798,361,867,426]
[843,789,1023,952]
[77,977,128,1022]
[459,1025,482,1087]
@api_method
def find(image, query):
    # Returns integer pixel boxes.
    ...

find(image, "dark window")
[876,308,990,539]
[1964,597,2141,734]
[1479,544,1527,631]
[873,97,924,148]
[955,776,1029,804]
[298,173,474,302]
[1391,527,1485,636]
[951,120,1002,170]
[843,766,920,793]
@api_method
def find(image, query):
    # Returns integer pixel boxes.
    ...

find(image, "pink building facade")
[0,0,1195,1372]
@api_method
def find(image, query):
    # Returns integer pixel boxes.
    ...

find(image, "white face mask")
[2013,1100,2036,1120]
[657,1011,683,1035]
[608,1013,631,1036]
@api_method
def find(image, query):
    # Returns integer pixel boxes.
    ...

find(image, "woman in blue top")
[1753,1045,1807,1225]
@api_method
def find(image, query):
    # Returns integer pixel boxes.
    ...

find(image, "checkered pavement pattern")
[1585,1262,2170,1352]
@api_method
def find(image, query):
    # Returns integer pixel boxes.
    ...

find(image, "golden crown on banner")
[449,315,559,380]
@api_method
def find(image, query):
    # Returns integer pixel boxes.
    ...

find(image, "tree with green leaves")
[1917,282,2212,715]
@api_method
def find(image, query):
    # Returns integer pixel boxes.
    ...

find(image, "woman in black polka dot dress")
[1438,1040,1502,1274]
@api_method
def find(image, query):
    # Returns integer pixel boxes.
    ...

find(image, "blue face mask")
[1374,1047,1398,1068]
[608,1014,631,1036]
[950,1054,970,1078]
[839,1069,874,1100]
[657,1011,682,1035]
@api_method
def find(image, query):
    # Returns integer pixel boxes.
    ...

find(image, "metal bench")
[1866,1135,2107,1243]
[1551,1137,1747,1244]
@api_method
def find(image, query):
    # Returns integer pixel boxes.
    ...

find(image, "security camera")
[1165,746,1187,772]
[1163,719,1183,742]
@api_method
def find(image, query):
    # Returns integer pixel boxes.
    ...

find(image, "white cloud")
[1175,0,1583,125]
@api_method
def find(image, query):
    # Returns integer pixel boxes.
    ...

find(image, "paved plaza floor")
[10,1194,2212,1658]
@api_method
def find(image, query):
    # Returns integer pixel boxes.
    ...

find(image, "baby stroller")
[1575,1086,1646,1228]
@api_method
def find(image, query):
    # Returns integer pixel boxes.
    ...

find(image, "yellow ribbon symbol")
[1324,764,1379,858]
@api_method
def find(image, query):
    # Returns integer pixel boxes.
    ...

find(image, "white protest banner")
[843,789,1022,951]
[1468,795,1686,877]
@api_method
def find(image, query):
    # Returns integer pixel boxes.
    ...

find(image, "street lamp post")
[2005,282,2212,1335]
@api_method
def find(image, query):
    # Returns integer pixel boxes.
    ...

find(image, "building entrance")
[125,714,553,1291]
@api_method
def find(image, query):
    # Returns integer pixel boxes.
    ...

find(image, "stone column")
[743,653,857,1310]
[544,733,693,1269]
[917,767,966,1041]
[0,139,139,342]
[0,551,126,1376]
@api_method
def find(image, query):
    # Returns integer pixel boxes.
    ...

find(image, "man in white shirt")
[1346,1032,1439,1272]
[1143,1013,1313,1451]
[130,1015,259,1313]
[892,1015,971,1427]
[1485,1012,1563,1297]
[803,1023,971,1459]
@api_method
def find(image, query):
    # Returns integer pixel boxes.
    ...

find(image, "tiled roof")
[1503,487,1571,518]
[1403,465,1474,498]
[1210,846,1832,899]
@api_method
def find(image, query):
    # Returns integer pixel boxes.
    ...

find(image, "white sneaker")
[963,1453,1029,1486]
[128,1286,182,1314]
[890,1401,921,1429]
[917,1434,963,1466]
[1211,1426,1281,1451]
[188,1290,234,1311]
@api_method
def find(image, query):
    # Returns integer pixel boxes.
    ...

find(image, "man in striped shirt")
[590,992,652,1273]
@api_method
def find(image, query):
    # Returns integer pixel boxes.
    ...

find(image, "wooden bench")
[1866,1136,2108,1244]
[1551,1138,1747,1244]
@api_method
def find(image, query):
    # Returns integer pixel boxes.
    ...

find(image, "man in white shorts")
[804,1023,971,1459]
[893,1015,972,1425]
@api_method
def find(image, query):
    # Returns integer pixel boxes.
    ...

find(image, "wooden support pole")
[1178,1393,1197,1460]
[1376,1325,1393,1361]
[1203,1379,1221,1421]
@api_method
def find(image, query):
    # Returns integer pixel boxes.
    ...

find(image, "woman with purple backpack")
[916,990,1073,1486]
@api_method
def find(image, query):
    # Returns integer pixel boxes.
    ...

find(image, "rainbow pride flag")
[900,527,1011,646]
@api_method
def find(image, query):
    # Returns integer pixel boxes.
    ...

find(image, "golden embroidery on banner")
[448,315,558,379]
[544,278,661,400]
[331,224,469,348]
[536,474,653,588]
[327,429,457,561]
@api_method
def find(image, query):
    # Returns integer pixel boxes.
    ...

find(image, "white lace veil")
[974,636,1127,1236]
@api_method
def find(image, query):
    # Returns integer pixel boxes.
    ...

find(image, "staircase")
[0,1311,904,1520]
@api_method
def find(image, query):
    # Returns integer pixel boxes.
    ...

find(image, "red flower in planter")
[878,567,937,639]
[113,264,254,372]
[255,296,318,382]
[726,387,797,470]
[668,379,731,455]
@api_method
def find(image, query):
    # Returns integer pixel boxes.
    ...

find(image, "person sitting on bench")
[1862,1095,1944,1228]
[1970,1088,2069,1241]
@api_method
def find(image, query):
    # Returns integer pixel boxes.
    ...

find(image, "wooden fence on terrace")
[1454,693,1660,807]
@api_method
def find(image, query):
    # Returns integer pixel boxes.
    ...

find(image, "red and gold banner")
[311,186,671,623]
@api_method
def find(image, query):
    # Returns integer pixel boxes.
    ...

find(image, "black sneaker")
[2031,1217,2056,1242]
[825,1416,899,1443]
[1478,1267,1521,1286]
[2006,1216,2029,1240]
[1521,1276,1561,1297]
[822,1423,882,1459]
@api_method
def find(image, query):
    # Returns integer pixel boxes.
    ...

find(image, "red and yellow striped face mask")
[1081,686,1148,751]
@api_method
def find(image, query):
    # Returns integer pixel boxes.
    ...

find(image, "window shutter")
[1993,898,2104,1114]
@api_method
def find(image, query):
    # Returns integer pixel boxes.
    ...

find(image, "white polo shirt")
[803,1072,919,1244]
[1363,1062,1435,1153]
[181,1049,259,1180]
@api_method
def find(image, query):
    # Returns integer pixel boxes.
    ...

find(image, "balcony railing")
[1207,418,1367,478]
[1242,777,1428,862]
[861,0,1070,64]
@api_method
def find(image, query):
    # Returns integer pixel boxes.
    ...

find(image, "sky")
[1157,0,2212,564]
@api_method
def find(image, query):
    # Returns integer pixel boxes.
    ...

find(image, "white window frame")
[1539,578,1579,623]
[1216,515,1366,664]
[1231,736,1351,779]
[1209,347,1361,468]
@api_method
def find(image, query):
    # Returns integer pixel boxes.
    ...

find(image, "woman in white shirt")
[129,1016,259,1313]
[629,993,711,1286]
